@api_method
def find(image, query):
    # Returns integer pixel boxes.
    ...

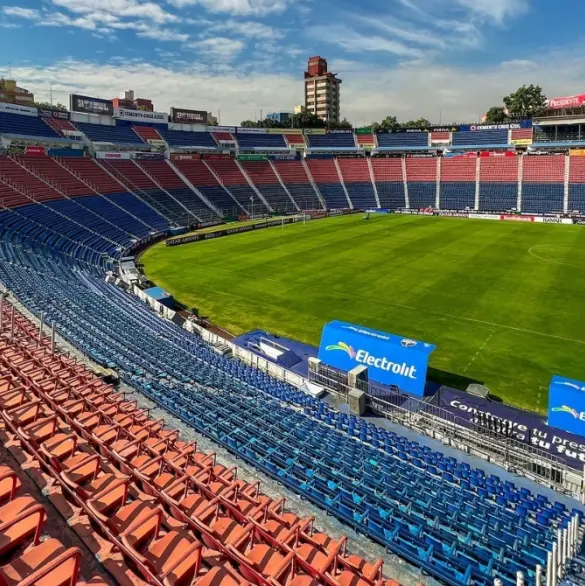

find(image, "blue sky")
[0,0,584,124]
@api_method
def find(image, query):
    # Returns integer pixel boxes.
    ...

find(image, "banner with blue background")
[548,375,585,438]
[317,320,435,397]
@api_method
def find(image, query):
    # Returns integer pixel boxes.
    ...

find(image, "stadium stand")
[240,161,296,212]
[43,116,78,136]
[0,111,61,139]
[16,155,91,197]
[205,158,271,213]
[100,159,192,224]
[478,155,519,211]
[75,122,146,145]
[307,133,355,149]
[173,158,245,215]
[511,128,533,142]
[336,158,378,208]
[137,160,218,222]
[305,158,349,208]
[439,156,477,209]
[452,129,509,147]
[0,156,63,202]
[0,459,102,585]
[370,158,406,209]
[235,133,288,149]
[405,157,436,208]
[521,155,565,213]
[377,132,428,149]
[0,144,581,586]
[0,240,575,586]
[356,133,376,148]
[157,128,218,149]
[284,133,306,148]
[0,280,403,586]
[273,160,323,210]
[534,125,580,143]
[430,131,451,144]
[211,131,234,142]
[569,155,585,212]
[132,124,164,143]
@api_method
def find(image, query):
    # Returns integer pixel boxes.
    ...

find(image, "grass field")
[141,214,585,413]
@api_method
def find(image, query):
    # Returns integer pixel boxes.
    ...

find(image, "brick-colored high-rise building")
[304,56,341,123]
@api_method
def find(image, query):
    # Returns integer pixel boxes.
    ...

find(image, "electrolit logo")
[552,405,583,419]
[325,342,356,358]
[326,341,417,379]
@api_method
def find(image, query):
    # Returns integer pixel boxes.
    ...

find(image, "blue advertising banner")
[317,320,435,397]
[548,375,585,438]
[435,387,585,469]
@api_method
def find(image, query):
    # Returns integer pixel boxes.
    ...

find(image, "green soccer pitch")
[141,214,585,413]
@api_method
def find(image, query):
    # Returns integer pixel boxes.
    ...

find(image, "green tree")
[240,120,258,127]
[33,101,67,112]
[484,106,508,124]
[402,118,431,129]
[503,84,547,119]
[328,117,353,130]
[291,110,325,129]
[375,115,399,131]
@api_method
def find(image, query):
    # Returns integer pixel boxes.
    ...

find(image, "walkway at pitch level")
[0,253,580,586]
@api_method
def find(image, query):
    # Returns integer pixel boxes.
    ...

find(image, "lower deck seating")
[521,184,564,213]
[0,299,401,586]
[439,183,476,210]
[408,183,436,208]
[479,184,518,211]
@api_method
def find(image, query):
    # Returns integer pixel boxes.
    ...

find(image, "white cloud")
[167,0,296,16]
[7,43,583,126]
[2,6,40,19]
[50,0,178,24]
[188,37,245,60]
[456,0,529,24]
[307,24,425,58]
[204,19,283,40]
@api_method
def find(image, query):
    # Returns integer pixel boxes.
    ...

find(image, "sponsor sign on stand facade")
[170,153,201,161]
[115,108,168,123]
[511,138,533,146]
[318,320,436,397]
[237,127,267,134]
[96,151,132,160]
[24,146,46,156]
[0,102,37,117]
[39,109,70,120]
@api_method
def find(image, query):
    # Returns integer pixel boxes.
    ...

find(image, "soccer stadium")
[1,50,585,586]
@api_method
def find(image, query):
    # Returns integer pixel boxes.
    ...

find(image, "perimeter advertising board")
[548,375,585,438]
[70,94,113,116]
[317,320,435,397]
[115,108,168,123]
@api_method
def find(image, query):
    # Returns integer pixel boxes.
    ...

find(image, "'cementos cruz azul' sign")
[317,320,435,397]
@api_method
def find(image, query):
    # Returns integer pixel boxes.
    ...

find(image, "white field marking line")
[528,243,585,269]
[189,262,585,346]
[462,328,496,374]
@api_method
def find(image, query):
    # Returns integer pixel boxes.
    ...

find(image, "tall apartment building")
[304,56,341,123]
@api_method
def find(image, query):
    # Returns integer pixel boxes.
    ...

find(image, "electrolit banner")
[548,375,585,438]
[317,320,435,396]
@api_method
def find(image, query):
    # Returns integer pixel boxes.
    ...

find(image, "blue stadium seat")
[0,112,60,139]
[76,122,145,145]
